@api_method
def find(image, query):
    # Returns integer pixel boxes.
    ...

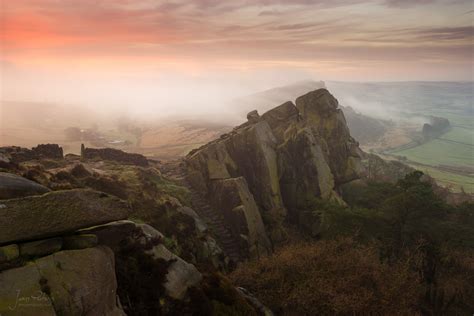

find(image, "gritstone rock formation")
[185,88,363,245]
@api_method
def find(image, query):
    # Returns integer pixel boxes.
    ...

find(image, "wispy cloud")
[1,0,472,80]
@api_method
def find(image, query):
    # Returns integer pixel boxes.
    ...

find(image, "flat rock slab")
[0,189,130,245]
[0,172,50,200]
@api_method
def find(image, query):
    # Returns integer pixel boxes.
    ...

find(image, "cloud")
[383,0,436,7]
[415,26,474,41]
[1,0,473,81]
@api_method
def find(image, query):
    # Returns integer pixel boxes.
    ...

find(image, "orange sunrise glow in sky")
[0,0,473,110]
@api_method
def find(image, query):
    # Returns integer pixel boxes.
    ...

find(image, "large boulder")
[0,189,129,245]
[0,246,124,316]
[0,172,50,200]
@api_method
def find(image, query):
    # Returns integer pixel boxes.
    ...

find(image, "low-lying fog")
[1,65,472,157]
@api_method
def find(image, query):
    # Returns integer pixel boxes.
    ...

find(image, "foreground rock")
[0,189,129,245]
[0,172,50,199]
[84,220,203,300]
[0,246,124,316]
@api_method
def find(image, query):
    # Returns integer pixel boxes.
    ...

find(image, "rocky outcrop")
[82,146,149,166]
[0,189,129,245]
[31,144,64,159]
[0,246,124,316]
[0,144,63,165]
[0,146,37,163]
[0,172,50,199]
[185,89,363,247]
[0,154,265,315]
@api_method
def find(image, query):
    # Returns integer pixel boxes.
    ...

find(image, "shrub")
[115,233,171,315]
[230,238,421,315]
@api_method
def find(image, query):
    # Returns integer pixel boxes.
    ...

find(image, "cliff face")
[185,89,363,244]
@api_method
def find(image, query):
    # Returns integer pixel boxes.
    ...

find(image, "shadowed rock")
[211,177,272,259]
[19,237,63,258]
[0,172,50,200]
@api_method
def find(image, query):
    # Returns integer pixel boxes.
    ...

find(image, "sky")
[0,0,473,116]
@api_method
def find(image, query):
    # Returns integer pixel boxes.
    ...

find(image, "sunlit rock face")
[186,88,363,248]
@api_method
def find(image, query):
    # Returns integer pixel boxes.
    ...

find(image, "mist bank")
[1,80,472,157]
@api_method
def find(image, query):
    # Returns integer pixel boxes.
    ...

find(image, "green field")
[408,164,474,193]
[328,82,473,193]
[389,103,473,192]
[393,132,472,167]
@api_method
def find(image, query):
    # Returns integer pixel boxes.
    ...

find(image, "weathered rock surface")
[0,189,129,245]
[295,89,362,185]
[211,177,271,259]
[0,172,50,200]
[0,261,57,315]
[185,88,362,248]
[177,206,208,233]
[0,244,19,264]
[0,246,124,316]
[19,238,63,258]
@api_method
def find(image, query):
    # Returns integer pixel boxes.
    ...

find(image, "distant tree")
[381,171,446,258]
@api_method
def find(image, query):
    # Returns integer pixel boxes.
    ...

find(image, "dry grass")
[230,238,421,315]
